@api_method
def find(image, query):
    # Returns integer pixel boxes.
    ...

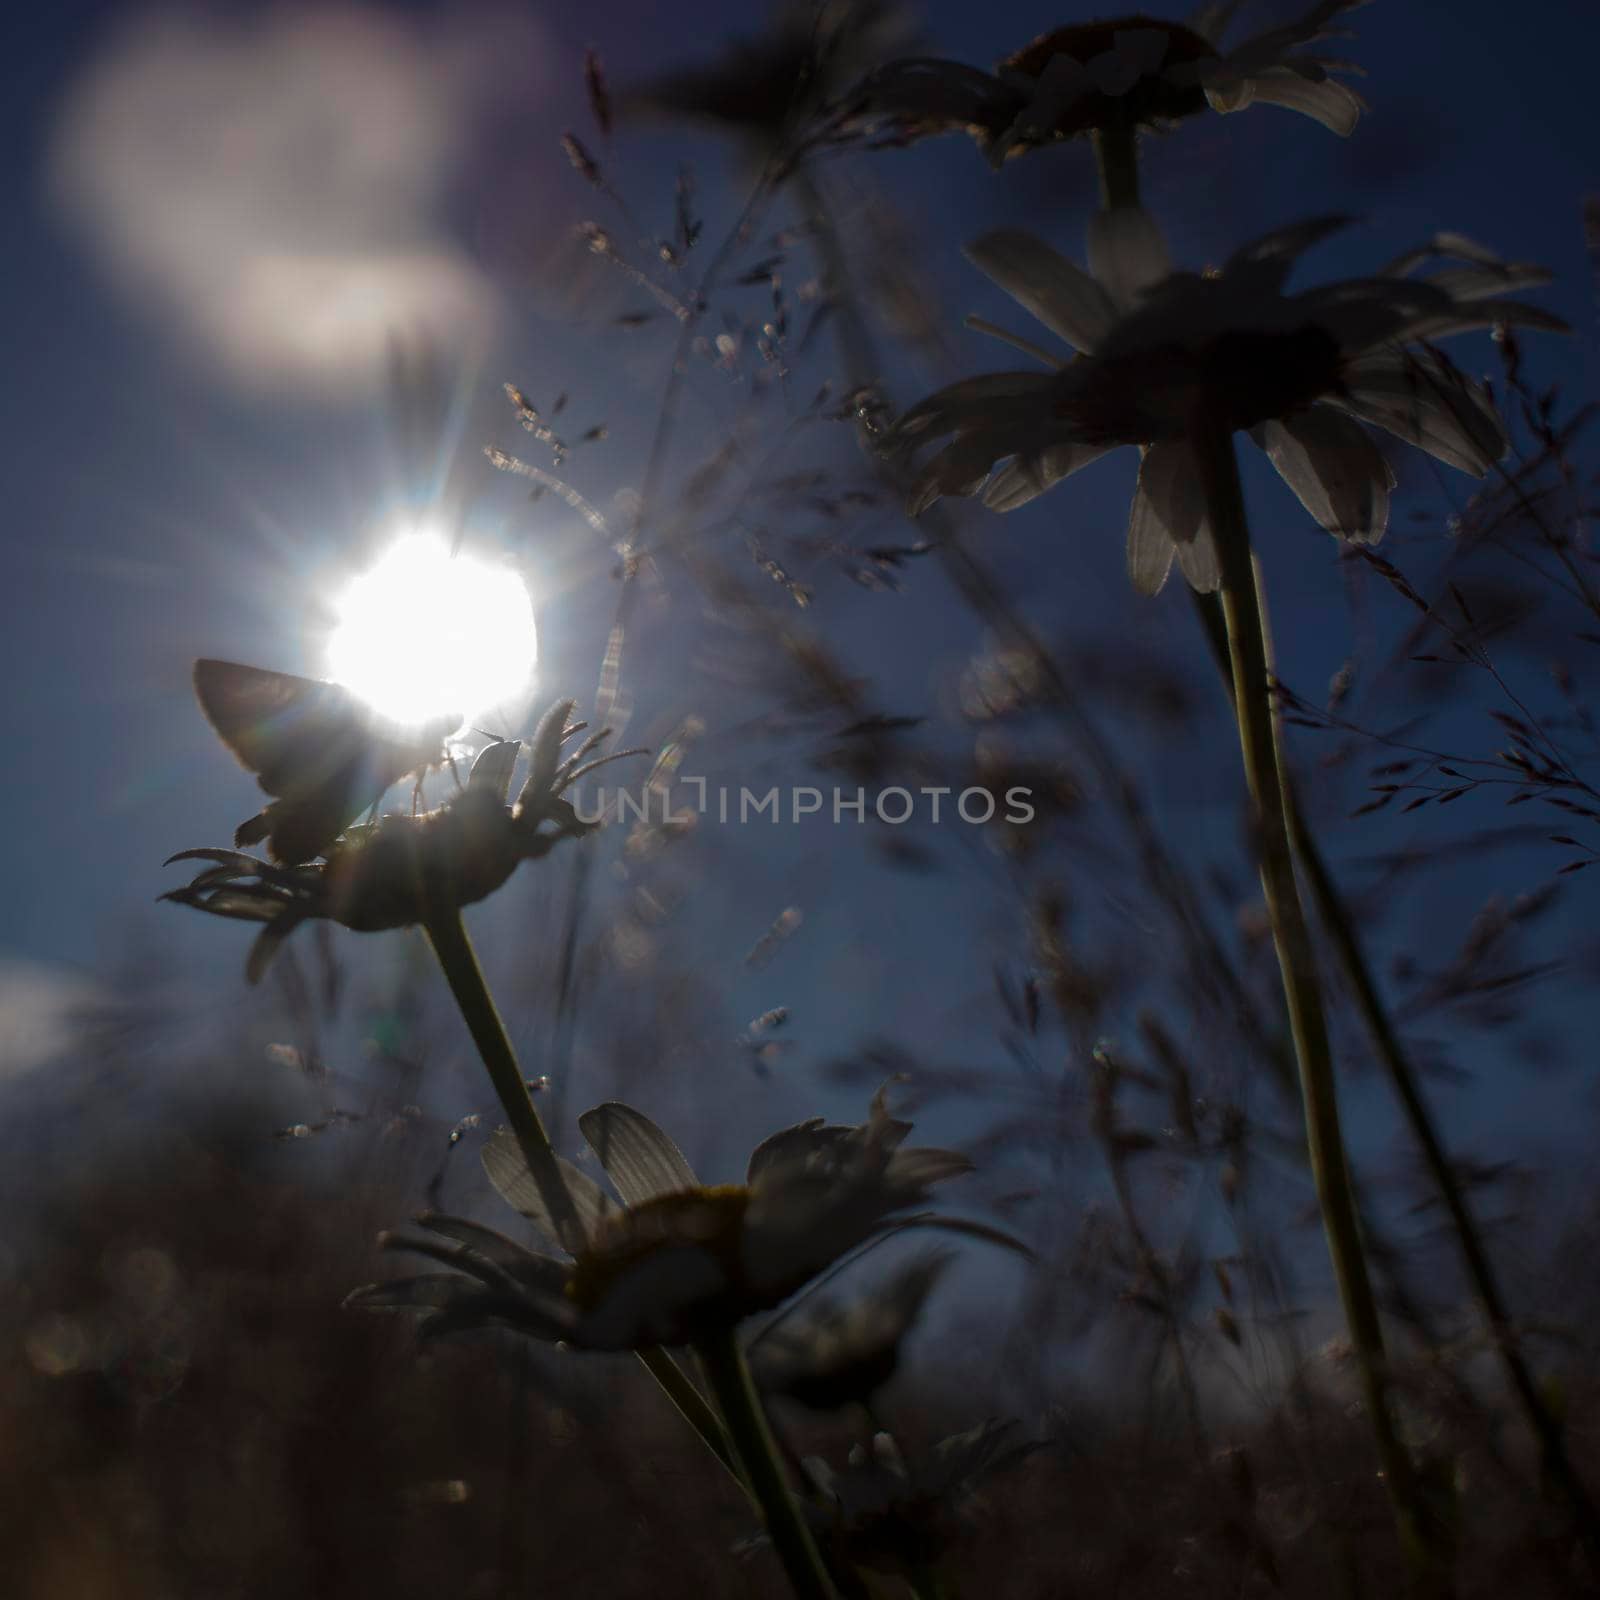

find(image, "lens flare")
[326,532,537,727]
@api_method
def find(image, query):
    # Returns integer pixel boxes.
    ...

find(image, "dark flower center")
[566,1186,751,1314]
[999,17,1216,135]
[1201,324,1347,429]
[1059,323,1344,442]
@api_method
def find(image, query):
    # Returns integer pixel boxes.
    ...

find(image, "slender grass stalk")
[1189,591,1600,1574]
[698,1328,840,1600]
[1195,421,1437,1580]
[423,910,743,1487]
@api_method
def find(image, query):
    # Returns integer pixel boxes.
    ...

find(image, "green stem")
[636,1346,744,1486]
[1195,424,1436,1582]
[424,910,744,1488]
[1190,591,1600,1576]
[425,912,585,1255]
[698,1328,839,1600]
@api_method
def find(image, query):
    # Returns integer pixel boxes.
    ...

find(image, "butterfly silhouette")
[193,659,459,865]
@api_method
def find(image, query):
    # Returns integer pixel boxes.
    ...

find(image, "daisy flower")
[886,210,1562,595]
[747,1253,951,1410]
[348,1092,985,1351]
[164,699,633,980]
[841,0,1370,166]
[619,0,914,156]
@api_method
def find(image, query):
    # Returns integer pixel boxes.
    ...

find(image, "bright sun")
[325,531,538,728]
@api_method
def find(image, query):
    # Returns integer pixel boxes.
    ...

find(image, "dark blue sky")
[3,1,1598,1189]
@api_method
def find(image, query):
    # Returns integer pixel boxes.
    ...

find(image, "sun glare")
[325,531,537,728]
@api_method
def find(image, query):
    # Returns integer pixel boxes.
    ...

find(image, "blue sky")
[2,0,1597,1208]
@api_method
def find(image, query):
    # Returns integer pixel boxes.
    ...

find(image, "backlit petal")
[1334,351,1506,474]
[1253,406,1393,541]
[1126,442,1197,595]
[982,441,1115,511]
[1174,521,1222,592]
[1240,68,1363,134]
[482,1130,615,1247]
[1088,206,1173,312]
[966,229,1118,353]
[580,1102,701,1204]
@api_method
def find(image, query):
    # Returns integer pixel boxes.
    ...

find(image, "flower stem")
[1194,424,1438,1580]
[424,910,743,1487]
[636,1346,743,1485]
[1189,590,1600,1576]
[1092,110,1139,210]
[425,911,585,1255]
[698,1328,839,1600]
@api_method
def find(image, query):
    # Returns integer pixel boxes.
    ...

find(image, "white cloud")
[49,4,542,397]
[0,962,97,1079]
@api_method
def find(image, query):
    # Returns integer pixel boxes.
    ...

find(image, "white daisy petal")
[909,436,1002,513]
[1221,0,1364,76]
[1430,230,1506,263]
[1174,520,1222,592]
[892,195,1560,598]
[1230,215,1355,268]
[579,1102,700,1204]
[1297,279,1458,357]
[1187,0,1247,47]
[1252,407,1393,542]
[1239,68,1363,134]
[1330,396,1502,477]
[1127,441,1199,595]
[884,1147,975,1190]
[892,372,1059,442]
[1382,231,1510,277]
[966,229,1118,354]
[482,1131,615,1246]
[1332,351,1507,474]
[853,59,1011,128]
[405,1215,562,1280]
[1087,206,1173,312]
[983,442,1115,511]
[1203,75,1254,113]
[1420,265,1553,302]
[745,1118,843,1186]
[1146,441,1205,542]
[1402,300,1570,342]
[1345,346,1501,426]
[964,315,1068,368]
[1139,438,1220,592]
[1128,503,1175,594]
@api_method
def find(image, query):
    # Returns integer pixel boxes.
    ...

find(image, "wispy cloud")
[0,961,96,1078]
[49,4,544,397]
